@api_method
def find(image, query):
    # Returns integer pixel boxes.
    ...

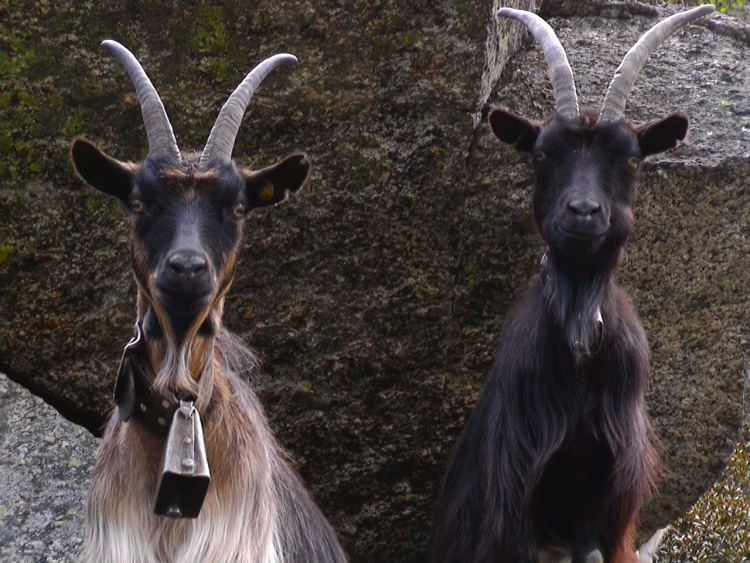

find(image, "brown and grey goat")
[430,6,713,563]
[71,40,347,563]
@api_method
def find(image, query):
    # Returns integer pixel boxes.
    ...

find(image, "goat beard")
[543,261,607,362]
[153,335,216,414]
[135,276,231,414]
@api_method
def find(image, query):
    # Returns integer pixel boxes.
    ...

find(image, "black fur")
[430,110,685,563]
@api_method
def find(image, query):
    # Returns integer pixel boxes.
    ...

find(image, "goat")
[430,6,713,563]
[71,40,348,563]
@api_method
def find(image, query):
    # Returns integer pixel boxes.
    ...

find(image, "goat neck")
[540,248,609,361]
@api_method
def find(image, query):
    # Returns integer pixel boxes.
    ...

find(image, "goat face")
[488,6,709,271]
[71,145,308,342]
[490,110,688,265]
[132,162,238,339]
[71,146,309,345]
[71,42,309,350]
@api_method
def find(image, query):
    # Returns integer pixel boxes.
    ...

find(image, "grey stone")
[0,374,95,563]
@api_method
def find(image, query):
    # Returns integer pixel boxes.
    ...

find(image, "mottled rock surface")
[0,1,748,561]
[0,373,96,562]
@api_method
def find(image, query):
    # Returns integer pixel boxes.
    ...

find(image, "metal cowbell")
[153,400,211,518]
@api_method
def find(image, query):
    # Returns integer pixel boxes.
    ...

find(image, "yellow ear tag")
[258,179,275,203]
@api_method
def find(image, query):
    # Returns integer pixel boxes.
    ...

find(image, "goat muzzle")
[154,399,211,519]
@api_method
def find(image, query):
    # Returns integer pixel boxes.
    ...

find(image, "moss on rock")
[0,1,748,561]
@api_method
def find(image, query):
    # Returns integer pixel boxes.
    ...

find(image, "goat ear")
[243,153,310,209]
[635,113,689,158]
[71,138,135,203]
[489,108,542,153]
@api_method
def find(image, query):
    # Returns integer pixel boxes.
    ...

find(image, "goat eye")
[627,156,640,169]
[131,200,144,214]
[534,151,546,163]
[232,204,246,219]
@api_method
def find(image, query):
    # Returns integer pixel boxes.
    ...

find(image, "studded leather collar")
[114,322,179,434]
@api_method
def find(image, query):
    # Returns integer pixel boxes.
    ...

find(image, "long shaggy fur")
[429,95,687,562]
[73,42,333,562]
[83,329,346,563]
[430,262,659,563]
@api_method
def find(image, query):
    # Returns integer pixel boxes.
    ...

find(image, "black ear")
[488,108,542,153]
[635,113,689,158]
[244,153,311,209]
[71,138,135,203]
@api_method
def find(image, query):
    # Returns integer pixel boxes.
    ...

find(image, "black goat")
[430,6,713,563]
[71,41,347,563]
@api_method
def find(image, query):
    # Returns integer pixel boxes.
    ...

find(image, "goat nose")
[167,251,209,277]
[567,199,601,217]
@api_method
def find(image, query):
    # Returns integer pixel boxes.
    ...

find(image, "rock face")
[0,374,96,562]
[0,1,747,560]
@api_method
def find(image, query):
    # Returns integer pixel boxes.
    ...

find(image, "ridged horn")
[101,40,182,164]
[199,54,298,169]
[599,5,715,122]
[497,8,579,119]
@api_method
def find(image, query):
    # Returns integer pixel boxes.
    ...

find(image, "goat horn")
[101,40,182,164]
[599,5,714,122]
[199,54,298,169]
[497,8,579,120]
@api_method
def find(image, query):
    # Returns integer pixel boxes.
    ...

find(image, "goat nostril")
[568,199,601,217]
[168,257,185,275]
[167,253,209,277]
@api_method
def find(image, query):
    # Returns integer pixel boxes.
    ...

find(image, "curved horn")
[497,8,579,119]
[599,5,714,122]
[199,54,298,169]
[101,40,182,164]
